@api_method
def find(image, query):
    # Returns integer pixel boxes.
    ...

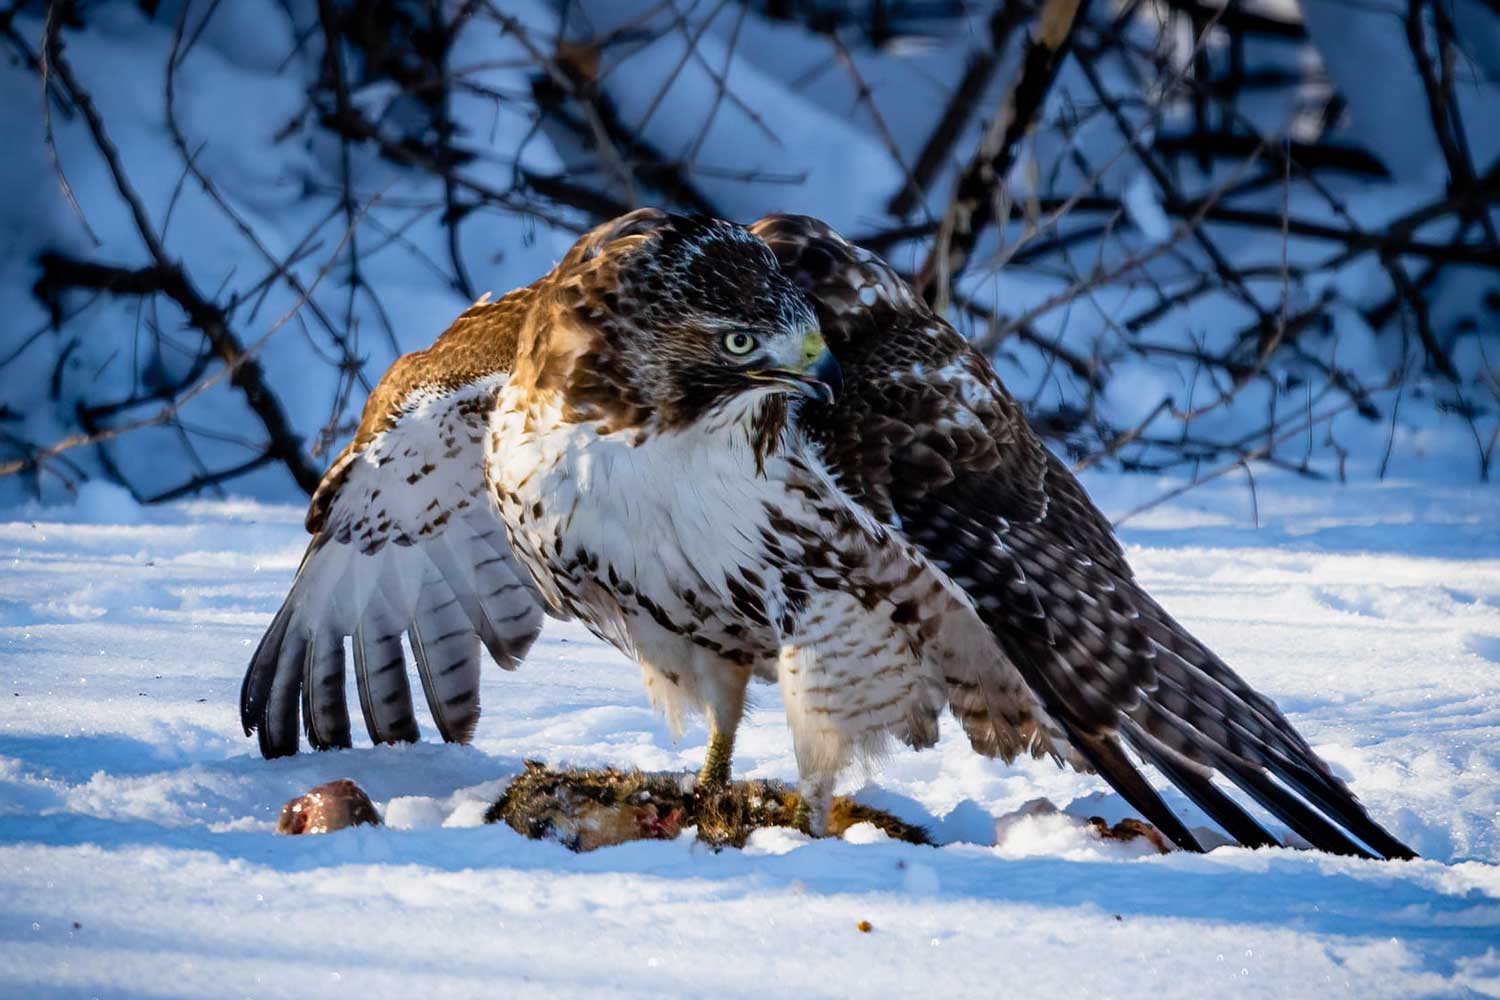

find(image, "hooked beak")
[746,329,841,405]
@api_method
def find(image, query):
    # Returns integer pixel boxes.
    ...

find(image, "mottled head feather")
[532,210,818,432]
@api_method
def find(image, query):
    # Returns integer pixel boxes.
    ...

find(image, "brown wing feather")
[306,293,533,533]
[751,213,1414,860]
[242,291,545,758]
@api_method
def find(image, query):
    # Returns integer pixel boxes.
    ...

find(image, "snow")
[2,473,1498,998]
[1122,169,1173,243]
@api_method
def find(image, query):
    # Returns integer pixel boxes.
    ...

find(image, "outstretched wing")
[752,214,1414,860]
[241,295,545,758]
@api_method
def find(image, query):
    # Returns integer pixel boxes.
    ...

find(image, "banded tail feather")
[407,556,484,744]
[353,586,422,746]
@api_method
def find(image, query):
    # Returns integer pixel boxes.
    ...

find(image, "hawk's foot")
[796,774,835,837]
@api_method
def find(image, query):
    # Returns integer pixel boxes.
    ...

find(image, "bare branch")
[34,28,323,493]
[914,0,1084,309]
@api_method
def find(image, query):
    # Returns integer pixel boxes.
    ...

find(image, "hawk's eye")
[722,331,757,356]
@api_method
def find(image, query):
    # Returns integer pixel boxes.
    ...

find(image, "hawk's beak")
[746,329,841,405]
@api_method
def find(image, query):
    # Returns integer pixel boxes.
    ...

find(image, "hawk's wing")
[752,214,1415,860]
[241,295,545,758]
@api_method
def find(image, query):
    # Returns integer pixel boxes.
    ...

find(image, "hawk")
[489,210,1005,835]
[242,208,1413,859]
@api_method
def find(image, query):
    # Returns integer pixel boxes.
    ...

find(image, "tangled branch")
[4,0,1495,504]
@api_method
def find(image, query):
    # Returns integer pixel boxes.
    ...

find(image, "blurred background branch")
[2,0,1497,505]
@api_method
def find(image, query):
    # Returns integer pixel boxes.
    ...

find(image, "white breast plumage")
[490,391,789,644]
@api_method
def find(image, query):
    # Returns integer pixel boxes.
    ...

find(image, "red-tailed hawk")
[243,208,1412,858]
[489,212,1013,835]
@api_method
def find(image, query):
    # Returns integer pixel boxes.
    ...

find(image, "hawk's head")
[541,209,832,432]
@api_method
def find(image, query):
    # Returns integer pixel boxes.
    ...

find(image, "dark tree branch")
[887,3,1032,217]
[36,34,322,494]
[915,0,1085,308]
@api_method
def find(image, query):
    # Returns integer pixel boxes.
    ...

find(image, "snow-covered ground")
[2,474,1498,999]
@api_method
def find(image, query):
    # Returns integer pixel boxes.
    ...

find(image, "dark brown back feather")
[752,213,1415,860]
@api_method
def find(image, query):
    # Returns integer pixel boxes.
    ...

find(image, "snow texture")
[2,473,1498,998]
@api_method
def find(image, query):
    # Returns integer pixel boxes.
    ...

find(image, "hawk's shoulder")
[307,287,533,533]
[751,215,1062,540]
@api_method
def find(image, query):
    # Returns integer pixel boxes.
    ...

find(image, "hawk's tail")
[1134,602,1416,860]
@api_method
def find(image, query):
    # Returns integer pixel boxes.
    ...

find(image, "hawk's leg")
[794,772,835,837]
[776,646,849,838]
[695,663,749,792]
[697,723,736,790]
